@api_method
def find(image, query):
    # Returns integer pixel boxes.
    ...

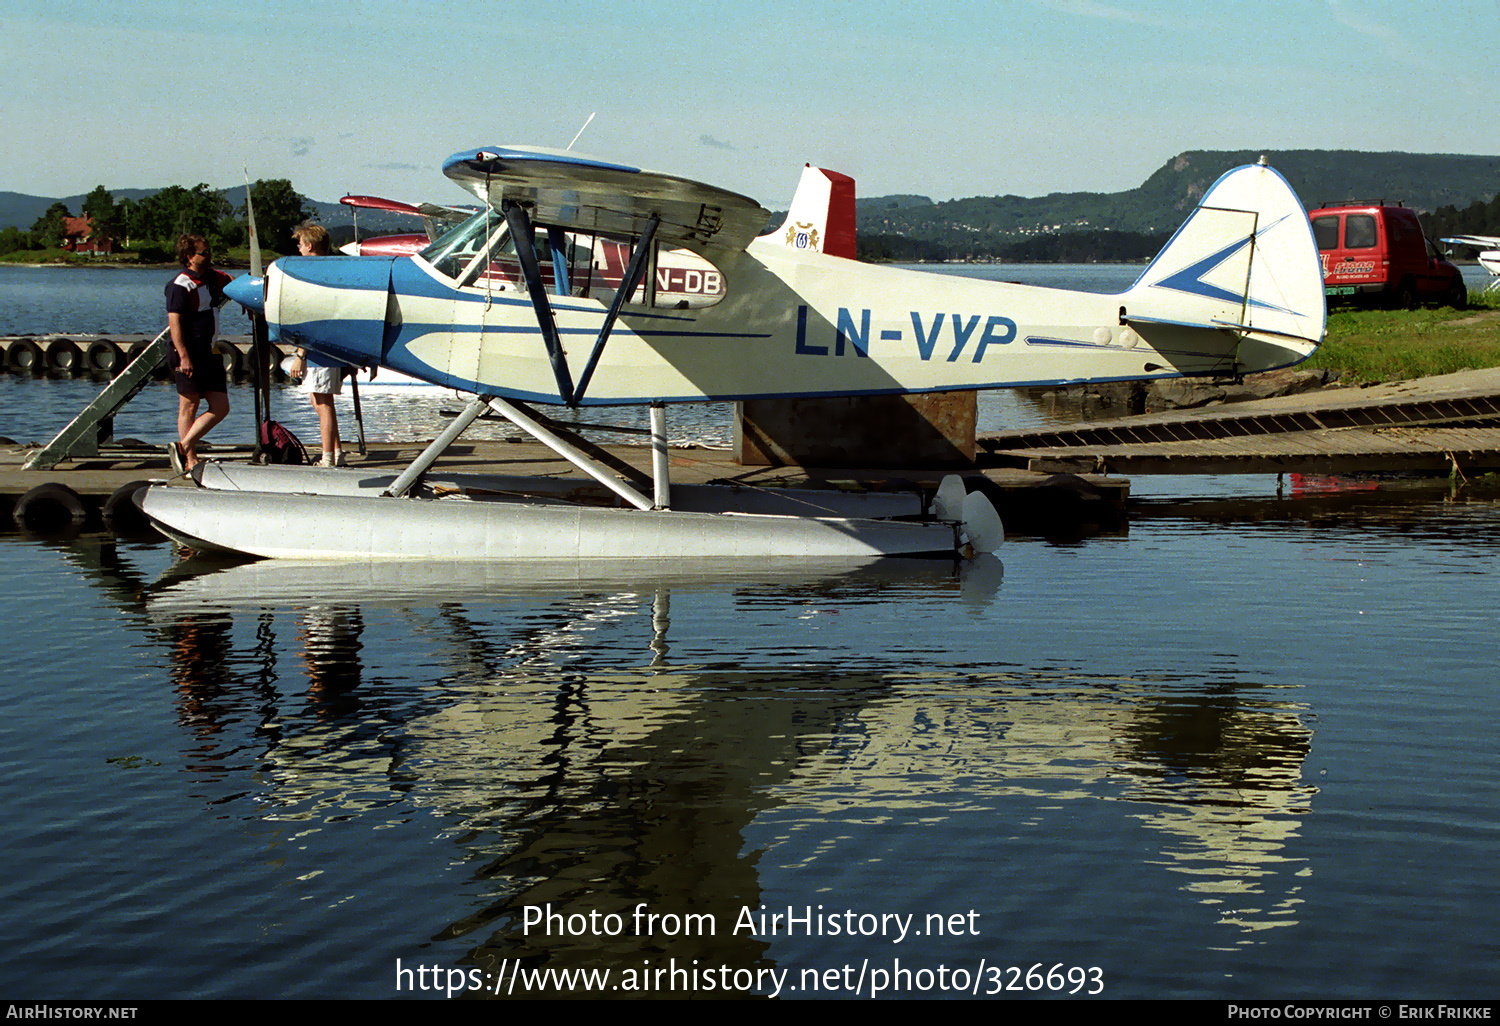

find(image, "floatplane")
[338,193,471,257]
[1439,234,1500,282]
[136,147,1326,562]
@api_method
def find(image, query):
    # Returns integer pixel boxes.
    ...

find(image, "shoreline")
[0,259,253,270]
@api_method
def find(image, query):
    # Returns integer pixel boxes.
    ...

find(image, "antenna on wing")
[567,112,596,151]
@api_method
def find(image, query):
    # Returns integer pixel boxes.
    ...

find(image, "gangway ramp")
[979,368,1500,476]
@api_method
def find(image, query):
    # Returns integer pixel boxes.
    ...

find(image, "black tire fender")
[5,339,45,376]
[13,482,90,531]
[102,480,156,535]
[45,338,83,377]
[212,339,244,382]
[267,343,288,382]
[86,340,125,378]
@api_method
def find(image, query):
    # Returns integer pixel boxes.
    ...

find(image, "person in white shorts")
[287,224,347,467]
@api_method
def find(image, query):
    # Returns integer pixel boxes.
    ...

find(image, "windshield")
[418,208,498,279]
[414,209,723,309]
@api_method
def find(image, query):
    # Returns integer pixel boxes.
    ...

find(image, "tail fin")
[1125,160,1325,354]
[778,165,857,258]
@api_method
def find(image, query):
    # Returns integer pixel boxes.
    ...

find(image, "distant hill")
[9,151,1500,261]
[856,194,934,213]
[858,150,1500,258]
[0,188,160,232]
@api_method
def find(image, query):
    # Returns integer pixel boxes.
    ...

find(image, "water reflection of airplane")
[146,552,1004,610]
[140,148,1323,562]
[136,557,1317,977]
[132,553,1316,976]
[139,555,990,988]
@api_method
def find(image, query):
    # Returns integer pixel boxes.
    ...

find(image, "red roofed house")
[63,215,114,255]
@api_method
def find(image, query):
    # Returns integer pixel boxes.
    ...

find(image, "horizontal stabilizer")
[1121,313,1324,344]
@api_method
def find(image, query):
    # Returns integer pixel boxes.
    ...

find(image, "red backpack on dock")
[258,420,308,465]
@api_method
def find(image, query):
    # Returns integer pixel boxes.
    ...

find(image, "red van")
[1309,204,1467,309]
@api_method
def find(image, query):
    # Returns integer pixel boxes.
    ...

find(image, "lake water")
[1,266,1496,1001]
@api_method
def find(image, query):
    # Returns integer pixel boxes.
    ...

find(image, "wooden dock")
[11,349,1500,537]
[0,435,1129,534]
[980,368,1500,476]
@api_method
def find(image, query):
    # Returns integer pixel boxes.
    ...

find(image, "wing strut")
[503,200,575,405]
[547,226,571,298]
[573,213,660,405]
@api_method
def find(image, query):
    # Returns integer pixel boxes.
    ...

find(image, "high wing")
[1440,235,1500,277]
[1440,234,1500,249]
[341,194,422,216]
[442,145,771,256]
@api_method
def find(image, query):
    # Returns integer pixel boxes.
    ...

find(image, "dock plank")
[980,368,1500,474]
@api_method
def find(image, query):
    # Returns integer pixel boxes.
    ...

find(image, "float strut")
[485,396,654,511]
[383,395,492,497]
[650,402,670,510]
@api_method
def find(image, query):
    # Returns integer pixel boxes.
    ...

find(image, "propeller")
[244,170,262,279]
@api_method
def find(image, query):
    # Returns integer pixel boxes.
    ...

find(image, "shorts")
[169,343,228,398]
[300,365,344,395]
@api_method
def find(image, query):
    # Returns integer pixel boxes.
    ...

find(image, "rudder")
[777,165,857,259]
[1125,159,1325,353]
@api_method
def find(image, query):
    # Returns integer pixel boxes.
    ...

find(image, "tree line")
[1424,190,1500,245]
[0,180,314,260]
[858,189,1500,265]
[856,228,1169,264]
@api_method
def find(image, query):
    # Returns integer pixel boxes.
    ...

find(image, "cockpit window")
[576,233,726,310]
[416,207,724,309]
[418,208,495,280]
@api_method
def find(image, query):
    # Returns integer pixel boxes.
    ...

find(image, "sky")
[4,0,1498,211]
